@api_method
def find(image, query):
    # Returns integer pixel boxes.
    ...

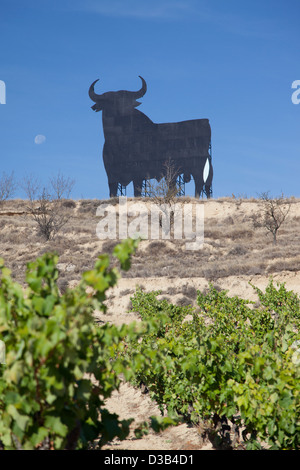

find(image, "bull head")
[89,76,147,114]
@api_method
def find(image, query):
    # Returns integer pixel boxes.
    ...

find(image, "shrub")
[254,192,291,244]
[22,174,75,241]
[125,283,300,449]
[0,239,176,449]
[0,172,16,204]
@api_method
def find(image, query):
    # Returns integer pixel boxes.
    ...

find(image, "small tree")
[49,172,75,200]
[255,191,291,245]
[22,174,75,241]
[144,159,182,235]
[0,172,16,204]
[148,159,180,203]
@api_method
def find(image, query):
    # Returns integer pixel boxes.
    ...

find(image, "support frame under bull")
[116,140,212,198]
[117,183,127,196]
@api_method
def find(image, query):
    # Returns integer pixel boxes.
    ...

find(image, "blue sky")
[0,0,299,199]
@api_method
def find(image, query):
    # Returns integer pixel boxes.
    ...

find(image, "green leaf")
[150,415,179,432]
[279,393,293,410]
[44,416,68,437]
[263,366,274,381]
[29,427,49,447]
[7,404,30,431]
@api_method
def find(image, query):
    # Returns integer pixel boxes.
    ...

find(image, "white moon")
[34,134,46,145]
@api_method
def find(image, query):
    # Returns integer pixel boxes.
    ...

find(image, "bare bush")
[62,200,76,209]
[145,158,180,204]
[22,174,75,241]
[49,172,75,200]
[144,159,186,237]
[0,171,16,203]
[254,192,291,244]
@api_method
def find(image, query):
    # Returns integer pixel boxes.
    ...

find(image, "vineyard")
[0,239,299,450]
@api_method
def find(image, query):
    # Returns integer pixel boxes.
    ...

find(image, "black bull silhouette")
[89,76,213,198]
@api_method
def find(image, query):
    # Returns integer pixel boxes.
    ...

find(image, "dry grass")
[1,197,300,288]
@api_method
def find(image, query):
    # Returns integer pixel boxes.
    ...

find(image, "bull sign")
[89,77,213,198]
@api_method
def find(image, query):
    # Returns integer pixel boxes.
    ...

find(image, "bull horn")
[89,79,102,102]
[131,76,147,98]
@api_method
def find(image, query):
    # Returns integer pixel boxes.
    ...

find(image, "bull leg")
[108,181,118,198]
[193,174,204,199]
[204,184,211,198]
[133,178,143,197]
